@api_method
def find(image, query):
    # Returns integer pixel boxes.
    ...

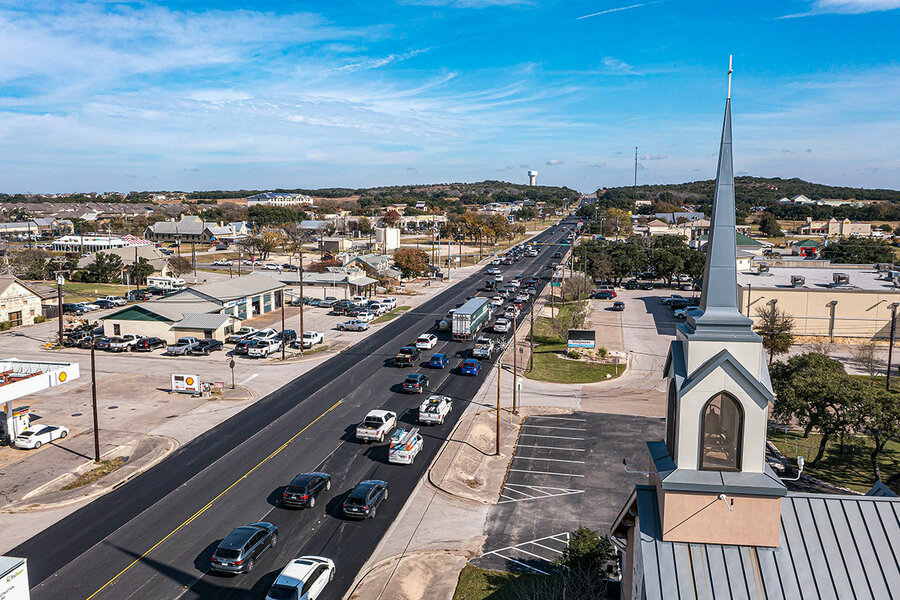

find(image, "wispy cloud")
[779,0,900,18]
[546,159,563,165]
[601,56,639,75]
[641,154,667,160]
[576,2,661,20]
[333,48,431,73]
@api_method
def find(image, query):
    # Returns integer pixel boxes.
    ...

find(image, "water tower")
[528,170,537,186]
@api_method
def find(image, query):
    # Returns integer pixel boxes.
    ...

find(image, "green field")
[53,282,131,303]
[453,565,531,600]
[372,305,411,324]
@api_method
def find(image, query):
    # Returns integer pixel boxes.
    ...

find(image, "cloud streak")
[576,2,661,20]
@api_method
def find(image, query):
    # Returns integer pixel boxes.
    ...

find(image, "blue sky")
[0,0,897,193]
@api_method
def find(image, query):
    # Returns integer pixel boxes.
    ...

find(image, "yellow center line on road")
[85,398,344,600]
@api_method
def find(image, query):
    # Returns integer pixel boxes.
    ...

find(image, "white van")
[146,276,186,291]
[381,297,397,310]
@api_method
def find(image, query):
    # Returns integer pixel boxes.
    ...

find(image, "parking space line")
[482,533,571,558]
[519,433,585,440]
[530,542,565,555]
[511,547,556,561]
[522,425,586,432]
[508,469,584,477]
[516,444,585,451]
[490,553,548,575]
[526,416,587,422]
[513,456,585,464]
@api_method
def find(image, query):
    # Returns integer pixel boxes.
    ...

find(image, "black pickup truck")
[394,345,421,367]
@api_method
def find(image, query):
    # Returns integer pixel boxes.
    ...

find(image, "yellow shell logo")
[58,372,67,382]
[185,377,194,386]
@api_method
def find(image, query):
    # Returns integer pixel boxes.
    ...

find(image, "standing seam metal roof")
[631,486,900,600]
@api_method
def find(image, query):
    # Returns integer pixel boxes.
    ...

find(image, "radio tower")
[634,146,638,187]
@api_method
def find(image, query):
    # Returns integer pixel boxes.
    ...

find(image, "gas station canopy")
[0,359,80,404]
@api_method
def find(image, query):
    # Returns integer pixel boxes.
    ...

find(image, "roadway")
[14,218,577,600]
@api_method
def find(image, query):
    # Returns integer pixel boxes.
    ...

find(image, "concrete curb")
[2,434,180,513]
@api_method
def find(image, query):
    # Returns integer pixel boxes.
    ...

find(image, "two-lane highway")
[15,219,578,600]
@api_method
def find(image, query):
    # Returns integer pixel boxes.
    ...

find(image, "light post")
[90,337,100,462]
[298,245,305,354]
[281,291,286,361]
[529,302,535,372]
[512,325,518,415]
[496,358,501,456]
[56,273,65,347]
[887,302,899,390]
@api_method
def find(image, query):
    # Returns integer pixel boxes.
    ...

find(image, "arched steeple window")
[699,392,743,471]
[666,380,677,457]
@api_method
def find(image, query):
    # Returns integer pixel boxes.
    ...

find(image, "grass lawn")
[372,305,411,324]
[523,303,623,384]
[453,564,531,600]
[53,282,130,303]
[768,428,900,494]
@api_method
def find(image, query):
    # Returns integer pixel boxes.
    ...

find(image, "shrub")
[567,349,582,359]
[34,315,46,324]
[597,346,609,359]
[0,321,11,331]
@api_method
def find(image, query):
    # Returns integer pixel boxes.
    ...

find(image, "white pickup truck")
[472,336,495,359]
[248,338,282,358]
[418,395,452,425]
[108,334,142,352]
[355,410,397,443]
[388,428,423,464]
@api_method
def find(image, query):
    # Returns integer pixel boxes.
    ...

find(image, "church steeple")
[685,56,759,342]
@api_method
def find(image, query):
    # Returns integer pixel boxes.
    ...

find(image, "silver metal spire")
[686,56,758,340]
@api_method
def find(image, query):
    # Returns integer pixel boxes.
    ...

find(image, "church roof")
[614,485,900,600]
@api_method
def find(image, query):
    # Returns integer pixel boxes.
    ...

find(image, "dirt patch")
[60,457,127,491]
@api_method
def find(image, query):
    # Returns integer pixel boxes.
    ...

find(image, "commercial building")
[319,237,354,254]
[144,216,239,245]
[613,84,900,600]
[51,233,152,253]
[159,273,286,321]
[247,192,314,208]
[374,227,401,251]
[76,245,172,280]
[796,217,872,238]
[738,266,900,339]
[0,277,45,327]
[263,270,378,299]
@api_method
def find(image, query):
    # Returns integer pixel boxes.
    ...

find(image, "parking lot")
[473,411,664,574]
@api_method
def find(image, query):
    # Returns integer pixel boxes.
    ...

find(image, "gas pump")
[0,402,31,446]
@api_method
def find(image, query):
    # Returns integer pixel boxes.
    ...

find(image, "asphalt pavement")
[13,219,577,600]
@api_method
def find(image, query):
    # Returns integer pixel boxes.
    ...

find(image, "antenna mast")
[727,54,733,100]
[633,146,638,187]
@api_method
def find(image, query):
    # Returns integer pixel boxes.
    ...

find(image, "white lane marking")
[238,373,259,385]
[489,553,548,575]
[518,433,584,440]
[522,425,586,432]
[508,469,584,477]
[531,541,565,554]
[498,490,583,504]
[511,547,556,561]
[512,456,585,464]
[482,533,571,559]
[526,416,587,422]
[516,444,586,451]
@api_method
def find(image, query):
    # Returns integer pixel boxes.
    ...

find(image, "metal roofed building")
[261,270,378,299]
[615,486,900,600]
[611,61,900,599]
[161,273,286,320]
[247,192,314,207]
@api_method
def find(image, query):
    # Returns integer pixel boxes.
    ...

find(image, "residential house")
[0,277,44,327]
[31,218,73,236]
[144,215,227,244]
[343,254,403,284]
[22,281,60,319]
[51,233,153,253]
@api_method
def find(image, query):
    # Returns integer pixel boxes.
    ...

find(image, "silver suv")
[210,522,278,574]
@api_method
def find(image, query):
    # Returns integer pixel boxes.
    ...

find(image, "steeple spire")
[686,56,758,341]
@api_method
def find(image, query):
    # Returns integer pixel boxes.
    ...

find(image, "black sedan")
[342,480,388,519]
[133,337,166,352]
[281,472,332,508]
[190,339,224,355]
[210,522,278,574]
[401,373,429,394]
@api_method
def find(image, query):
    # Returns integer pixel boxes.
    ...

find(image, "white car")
[674,306,703,320]
[381,297,398,310]
[418,395,453,425]
[494,274,503,282]
[490,296,504,308]
[350,295,368,307]
[503,307,519,320]
[266,556,335,600]
[338,320,370,332]
[355,311,375,323]
[508,279,521,288]
[80,302,100,311]
[487,267,500,275]
[367,302,387,315]
[300,331,324,349]
[416,333,438,349]
[253,328,279,341]
[264,263,281,271]
[493,317,510,333]
[14,425,68,449]
[516,293,530,303]
[212,259,232,266]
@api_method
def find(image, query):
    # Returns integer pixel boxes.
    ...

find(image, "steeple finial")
[685,56,758,341]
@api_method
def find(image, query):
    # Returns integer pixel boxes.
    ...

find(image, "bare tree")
[850,339,883,379]
[805,338,834,356]
[754,302,794,364]
[550,300,587,342]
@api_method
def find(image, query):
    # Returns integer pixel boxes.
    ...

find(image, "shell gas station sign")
[171,374,201,394]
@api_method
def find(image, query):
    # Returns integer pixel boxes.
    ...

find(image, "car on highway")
[393,345,420,367]
[14,424,68,449]
[428,353,448,368]
[460,358,482,376]
[226,327,258,343]
[490,296,504,308]
[503,307,519,320]
[355,410,397,443]
[516,293,530,303]
[281,472,332,509]
[415,333,438,350]
[191,338,224,355]
[418,394,452,425]
[108,334,142,352]
[388,428,423,465]
[133,336,166,352]
[611,301,625,311]
[493,317,510,333]
[299,331,325,349]
[337,319,369,332]
[494,274,503,281]
[210,522,278,574]
[266,556,335,600]
[342,480,388,519]
[487,267,500,275]
[593,290,617,300]
[212,259,232,266]
[401,373,429,393]
[472,336,495,359]
[165,337,201,355]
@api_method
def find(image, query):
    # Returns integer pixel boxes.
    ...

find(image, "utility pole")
[496,358,501,456]
[55,272,65,346]
[634,146,638,187]
[512,325,518,415]
[529,301,535,372]
[90,338,100,463]
[281,293,286,361]
[238,250,243,276]
[888,302,899,390]
[298,244,305,353]
[191,241,197,281]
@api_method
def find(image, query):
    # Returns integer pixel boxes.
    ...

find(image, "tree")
[821,238,894,264]
[561,273,592,302]
[770,353,859,466]
[849,339,883,379]
[9,249,49,280]
[85,252,124,283]
[127,257,155,285]
[855,387,900,482]
[357,216,374,234]
[393,248,429,278]
[550,301,587,342]
[167,256,192,277]
[649,249,683,286]
[758,212,783,237]
[250,229,284,260]
[383,210,401,226]
[754,302,794,364]
[601,208,633,238]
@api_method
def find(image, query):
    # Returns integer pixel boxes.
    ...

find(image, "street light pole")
[496,358,501,456]
[90,338,100,463]
[529,302,535,372]
[56,273,65,347]
[298,244,305,354]
[281,292,286,361]
[888,302,899,390]
[512,325,518,415]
